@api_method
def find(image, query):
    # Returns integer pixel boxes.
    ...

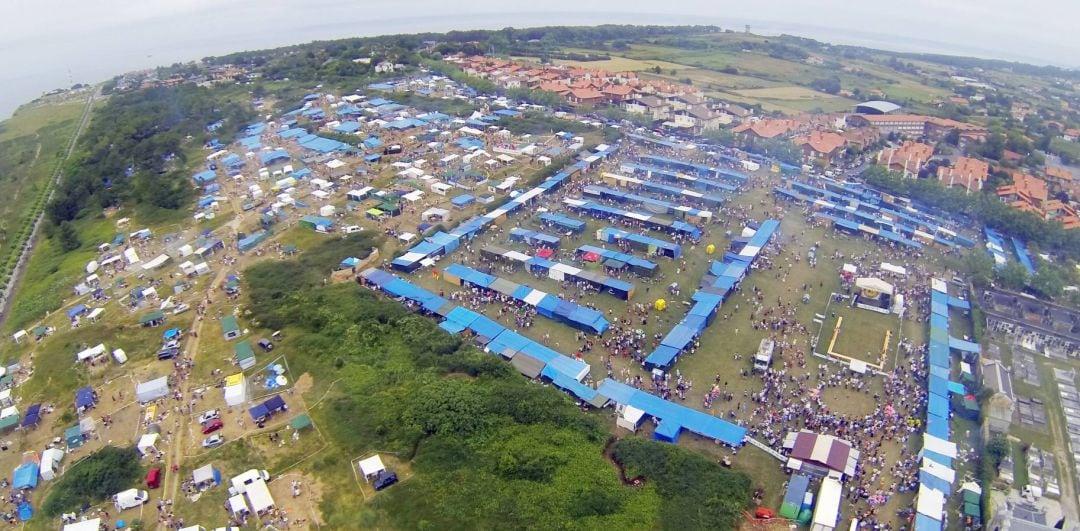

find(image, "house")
[600,84,634,103]
[840,127,880,150]
[672,105,727,132]
[374,61,397,74]
[937,156,990,193]
[782,430,860,478]
[733,118,800,140]
[878,141,934,178]
[622,96,670,121]
[1063,128,1080,142]
[981,359,1015,433]
[793,130,847,166]
[567,88,605,106]
[997,174,1080,228]
[221,315,242,341]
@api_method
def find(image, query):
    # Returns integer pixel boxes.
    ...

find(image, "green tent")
[964,502,980,518]
[290,414,312,430]
[140,310,165,326]
[32,326,47,339]
[0,414,19,431]
[65,425,83,447]
[234,340,256,369]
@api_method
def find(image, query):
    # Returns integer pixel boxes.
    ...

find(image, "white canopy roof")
[842,263,857,274]
[881,262,908,275]
[63,518,102,531]
[358,455,386,478]
[916,486,945,519]
[137,433,159,455]
[245,479,275,513]
[923,434,958,458]
[0,406,17,419]
[228,494,249,514]
[855,277,894,295]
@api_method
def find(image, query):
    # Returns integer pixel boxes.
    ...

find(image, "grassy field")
[822,303,899,369]
[554,42,948,114]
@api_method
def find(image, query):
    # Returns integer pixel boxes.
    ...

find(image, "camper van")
[753,338,774,372]
[113,488,149,511]
[343,225,363,234]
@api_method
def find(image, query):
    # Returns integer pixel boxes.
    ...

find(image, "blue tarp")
[192,170,217,184]
[926,413,949,440]
[947,381,966,395]
[914,513,942,531]
[596,379,746,445]
[928,393,950,418]
[74,387,95,409]
[21,404,40,427]
[948,337,981,353]
[66,305,86,319]
[12,462,38,489]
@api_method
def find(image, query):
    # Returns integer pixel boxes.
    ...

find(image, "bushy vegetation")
[49,85,255,226]
[243,237,751,529]
[43,446,143,516]
[612,437,753,530]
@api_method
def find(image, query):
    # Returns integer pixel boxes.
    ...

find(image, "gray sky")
[0,0,1076,117]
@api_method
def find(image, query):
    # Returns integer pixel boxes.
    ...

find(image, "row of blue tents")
[508,228,560,249]
[480,245,635,300]
[641,155,749,185]
[357,267,591,383]
[392,147,619,272]
[539,213,587,234]
[774,186,925,249]
[359,267,747,447]
[441,263,610,334]
[644,220,780,370]
[781,179,973,248]
[917,281,979,530]
[563,198,702,241]
[597,227,682,259]
[818,179,973,246]
[600,173,726,208]
[621,162,739,194]
[582,185,713,222]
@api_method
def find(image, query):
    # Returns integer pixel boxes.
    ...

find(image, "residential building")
[846,114,985,143]
[997,174,1080,229]
[878,141,934,178]
[1063,128,1080,142]
[671,105,727,133]
[793,130,847,166]
[937,156,990,193]
[733,118,801,140]
[567,88,605,106]
[601,84,635,103]
[623,96,671,121]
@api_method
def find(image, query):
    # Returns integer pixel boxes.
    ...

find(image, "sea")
[0,5,1059,120]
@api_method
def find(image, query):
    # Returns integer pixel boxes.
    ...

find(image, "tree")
[963,251,995,288]
[985,434,1010,469]
[44,446,143,516]
[995,261,1030,291]
[58,221,81,251]
[1031,266,1065,299]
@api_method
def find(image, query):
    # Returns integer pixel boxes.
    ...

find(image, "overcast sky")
[0,0,1075,117]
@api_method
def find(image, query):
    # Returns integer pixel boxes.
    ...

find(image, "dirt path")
[1043,394,1079,520]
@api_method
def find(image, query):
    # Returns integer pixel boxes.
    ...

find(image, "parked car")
[202,434,225,448]
[113,488,149,511]
[157,347,179,360]
[172,303,190,315]
[201,419,224,434]
[197,409,221,425]
[256,339,274,352]
[373,470,398,491]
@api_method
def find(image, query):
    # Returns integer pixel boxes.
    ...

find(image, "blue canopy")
[21,404,40,427]
[74,387,95,409]
[12,462,38,489]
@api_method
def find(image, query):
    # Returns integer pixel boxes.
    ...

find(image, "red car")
[201,419,224,434]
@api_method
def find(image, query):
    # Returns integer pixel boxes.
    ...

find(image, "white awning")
[358,455,385,478]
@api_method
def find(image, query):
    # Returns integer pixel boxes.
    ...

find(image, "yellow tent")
[705,244,716,255]
[654,299,667,311]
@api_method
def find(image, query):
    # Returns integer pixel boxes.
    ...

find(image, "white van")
[114,488,149,511]
[343,225,362,234]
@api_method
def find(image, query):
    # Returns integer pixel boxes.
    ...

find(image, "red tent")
[582,252,600,262]
[536,248,554,259]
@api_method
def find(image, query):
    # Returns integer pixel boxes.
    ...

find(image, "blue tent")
[163,328,182,341]
[21,404,40,427]
[74,387,95,409]
[12,462,38,489]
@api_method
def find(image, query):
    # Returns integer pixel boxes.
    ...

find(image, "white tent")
[916,486,945,520]
[245,479,275,514]
[177,244,194,257]
[142,254,171,271]
[192,464,220,487]
[842,263,857,274]
[358,455,386,481]
[137,433,160,456]
[12,330,27,344]
[87,307,104,322]
[0,389,11,407]
[223,374,248,406]
[179,261,196,275]
[63,518,101,531]
[0,406,17,422]
[112,348,128,364]
[922,434,958,459]
[881,263,908,276]
[135,376,170,403]
[123,248,141,264]
[76,344,107,363]
[78,416,95,435]
[398,232,416,244]
[855,277,894,296]
[40,448,64,481]
[194,262,211,276]
[227,494,250,515]
[616,405,645,432]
